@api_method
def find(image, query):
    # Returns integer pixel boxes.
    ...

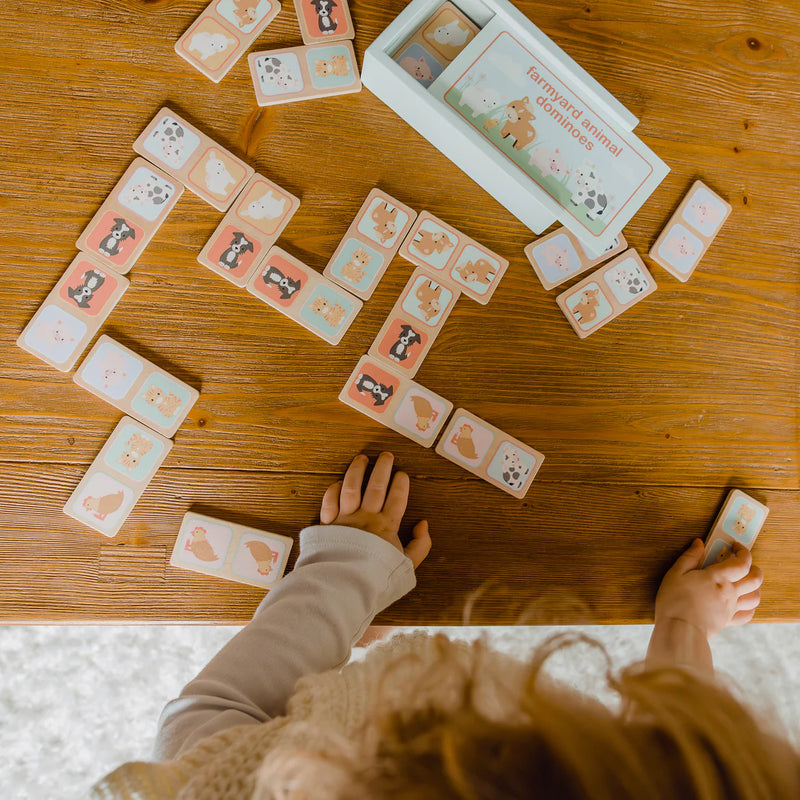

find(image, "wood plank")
[1,464,797,623]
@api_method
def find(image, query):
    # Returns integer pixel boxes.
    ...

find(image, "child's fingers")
[730,608,756,626]
[733,565,763,596]
[320,481,342,524]
[708,546,752,582]
[362,451,395,514]
[382,470,410,528]
[736,587,761,612]
[340,454,369,516]
[404,520,432,569]
[669,539,705,575]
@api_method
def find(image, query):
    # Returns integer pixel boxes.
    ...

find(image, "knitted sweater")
[92,525,526,800]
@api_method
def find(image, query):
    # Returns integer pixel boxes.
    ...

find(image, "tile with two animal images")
[323,188,418,300]
[198,173,301,287]
[556,249,657,339]
[339,355,453,448]
[249,40,361,106]
[435,408,544,498]
[133,107,254,211]
[75,158,183,275]
[246,246,362,344]
[17,253,130,372]
[525,226,628,290]
[398,210,508,304]
[74,335,199,438]
[175,0,282,83]
[293,0,354,44]
[649,180,732,282]
[63,416,173,537]
[170,511,293,589]
[367,266,460,378]
[392,1,479,88]
[701,489,769,568]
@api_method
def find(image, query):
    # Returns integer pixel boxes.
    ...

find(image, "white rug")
[2,623,799,800]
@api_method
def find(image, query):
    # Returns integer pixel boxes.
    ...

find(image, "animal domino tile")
[175,0,282,83]
[323,188,418,300]
[556,249,657,339]
[392,0,479,88]
[17,253,130,372]
[649,180,732,282]
[75,157,184,275]
[368,266,461,378]
[293,0,354,45]
[398,210,509,304]
[436,408,544,499]
[171,512,293,590]
[524,226,628,291]
[133,107,254,212]
[339,355,453,448]
[246,246,363,345]
[74,335,200,438]
[198,173,300,287]
[63,417,173,538]
[702,489,769,568]
[249,40,361,106]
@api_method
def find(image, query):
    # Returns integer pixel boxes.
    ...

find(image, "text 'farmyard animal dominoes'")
[63,416,173,538]
[246,246,362,345]
[556,249,657,338]
[339,354,453,448]
[293,0,354,45]
[76,157,184,275]
[74,335,200,438]
[171,511,293,590]
[323,188,418,300]
[198,172,300,287]
[249,40,361,106]
[436,408,544,499]
[175,0,282,83]
[398,210,509,304]
[702,489,769,568]
[524,225,627,291]
[133,107,254,211]
[649,180,732,282]
[17,253,130,372]
[368,265,461,378]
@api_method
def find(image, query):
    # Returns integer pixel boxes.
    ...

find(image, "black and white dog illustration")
[354,373,394,406]
[98,218,136,257]
[67,269,106,308]
[218,231,254,271]
[261,265,302,300]
[310,0,338,34]
[388,324,422,362]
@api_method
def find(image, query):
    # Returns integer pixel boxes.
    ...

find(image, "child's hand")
[654,538,764,639]
[319,452,432,569]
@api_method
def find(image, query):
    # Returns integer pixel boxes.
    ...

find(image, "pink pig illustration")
[529,147,570,178]
[541,242,571,272]
[399,55,433,82]
[689,201,722,230]
[662,234,697,261]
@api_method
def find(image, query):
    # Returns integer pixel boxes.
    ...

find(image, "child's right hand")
[654,538,764,639]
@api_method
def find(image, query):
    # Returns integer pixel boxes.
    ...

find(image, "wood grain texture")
[1,0,799,622]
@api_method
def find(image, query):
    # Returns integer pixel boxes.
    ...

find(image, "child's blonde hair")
[254,633,800,799]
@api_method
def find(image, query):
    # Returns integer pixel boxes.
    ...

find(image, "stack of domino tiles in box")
[173,0,362,107]
[330,204,545,499]
[523,180,732,338]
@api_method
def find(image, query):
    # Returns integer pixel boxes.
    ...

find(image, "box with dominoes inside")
[362,0,670,255]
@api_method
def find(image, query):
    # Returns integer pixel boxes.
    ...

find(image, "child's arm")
[646,538,763,675]
[154,452,431,760]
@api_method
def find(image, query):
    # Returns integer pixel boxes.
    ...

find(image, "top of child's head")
[250,633,800,800]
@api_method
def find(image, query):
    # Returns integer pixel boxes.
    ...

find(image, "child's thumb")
[672,538,705,574]
[404,520,432,569]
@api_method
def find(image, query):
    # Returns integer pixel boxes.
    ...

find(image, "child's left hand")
[319,452,432,569]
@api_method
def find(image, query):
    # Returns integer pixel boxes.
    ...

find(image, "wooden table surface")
[2,0,798,624]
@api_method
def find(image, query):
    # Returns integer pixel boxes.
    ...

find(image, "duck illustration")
[451,423,478,460]
[82,490,124,521]
[245,540,277,576]
[184,527,219,562]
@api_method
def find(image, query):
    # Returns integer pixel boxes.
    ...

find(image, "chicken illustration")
[184,526,219,562]
[451,423,478,460]
[82,490,124,521]
[410,395,438,432]
[245,540,277,576]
